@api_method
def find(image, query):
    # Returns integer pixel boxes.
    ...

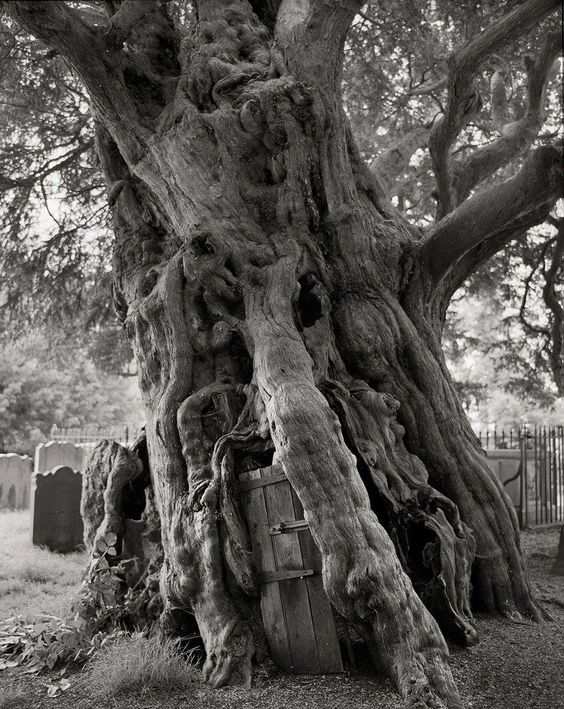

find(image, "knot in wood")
[239,98,264,137]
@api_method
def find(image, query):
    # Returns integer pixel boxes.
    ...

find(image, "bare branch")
[519,237,555,337]
[421,144,563,285]
[543,218,564,394]
[428,0,561,218]
[452,31,562,205]
[275,0,361,89]
[0,139,94,191]
[408,77,447,97]
[489,55,511,131]
[370,124,432,195]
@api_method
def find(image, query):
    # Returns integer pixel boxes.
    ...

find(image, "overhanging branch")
[0,139,94,192]
[428,0,561,218]
[408,77,447,97]
[3,0,148,158]
[452,31,562,205]
[420,145,563,286]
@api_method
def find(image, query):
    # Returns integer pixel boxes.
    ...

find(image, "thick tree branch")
[3,1,148,158]
[409,76,447,97]
[275,0,361,90]
[428,0,561,218]
[421,145,563,286]
[452,31,561,205]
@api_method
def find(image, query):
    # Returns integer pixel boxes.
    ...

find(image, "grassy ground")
[0,511,85,623]
[0,511,562,708]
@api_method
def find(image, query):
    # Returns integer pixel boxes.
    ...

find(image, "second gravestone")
[31,465,84,552]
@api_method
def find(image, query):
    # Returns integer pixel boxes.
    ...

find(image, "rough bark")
[81,434,165,627]
[6,1,561,707]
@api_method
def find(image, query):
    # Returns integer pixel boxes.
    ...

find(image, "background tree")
[1,2,562,708]
[0,331,143,455]
[0,17,135,372]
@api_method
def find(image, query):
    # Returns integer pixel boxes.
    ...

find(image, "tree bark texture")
[7,2,562,707]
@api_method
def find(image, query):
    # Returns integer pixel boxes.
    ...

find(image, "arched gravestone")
[34,441,85,475]
[486,449,522,506]
[0,453,32,509]
[31,466,84,552]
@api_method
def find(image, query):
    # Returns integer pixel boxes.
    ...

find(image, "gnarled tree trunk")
[8,1,562,707]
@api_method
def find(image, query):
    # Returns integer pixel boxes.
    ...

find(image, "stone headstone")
[31,465,84,552]
[0,454,32,509]
[486,449,522,506]
[35,441,85,475]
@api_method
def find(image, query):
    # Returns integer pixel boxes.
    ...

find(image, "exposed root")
[202,617,255,689]
[171,379,264,687]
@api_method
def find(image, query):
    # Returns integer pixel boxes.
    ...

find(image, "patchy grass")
[82,633,199,699]
[0,510,85,622]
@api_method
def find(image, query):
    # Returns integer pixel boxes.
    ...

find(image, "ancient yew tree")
[3,1,562,707]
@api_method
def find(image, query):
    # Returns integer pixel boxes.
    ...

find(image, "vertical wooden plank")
[291,488,343,672]
[240,466,343,674]
[262,465,321,673]
[239,469,292,670]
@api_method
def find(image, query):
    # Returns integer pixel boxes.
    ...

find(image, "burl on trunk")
[8,1,562,708]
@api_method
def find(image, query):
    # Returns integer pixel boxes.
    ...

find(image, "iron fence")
[476,425,564,528]
[49,423,562,529]
[49,424,131,447]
